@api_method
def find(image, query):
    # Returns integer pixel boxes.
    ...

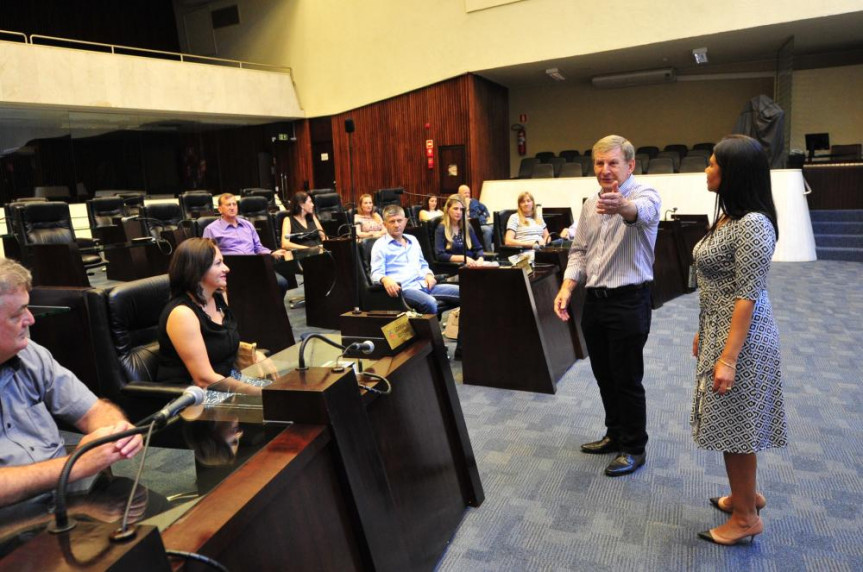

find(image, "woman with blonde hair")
[434,195,484,266]
[504,191,549,249]
[353,193,384,239]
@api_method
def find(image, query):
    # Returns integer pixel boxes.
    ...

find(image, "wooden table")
[460,264,578,393]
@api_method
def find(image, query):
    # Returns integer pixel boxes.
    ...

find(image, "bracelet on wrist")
[717,357,737,369]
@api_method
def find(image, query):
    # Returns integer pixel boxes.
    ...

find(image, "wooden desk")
[534,247,587,360]
[460,264,577,394]
[803,162,863,210]
[303,237,357,329]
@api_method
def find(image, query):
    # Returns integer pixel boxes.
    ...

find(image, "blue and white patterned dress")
[690,212,788,453]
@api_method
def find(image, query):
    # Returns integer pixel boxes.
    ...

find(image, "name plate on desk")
[341,311,415,358]
[381,313,416,350]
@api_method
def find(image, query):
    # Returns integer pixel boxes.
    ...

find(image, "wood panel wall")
[324,74,509,207]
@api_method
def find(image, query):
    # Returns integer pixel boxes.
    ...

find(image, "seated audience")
[281,191,327,251]
[203,192,290,295]
[560,220,578,240]
[354,193,385,239]
[435,195,484,266]
[505,191,550,249]
[371,205,459,315]
[458,184,494,251]
[418,195,444,222]
[157,238,263,388]
[0,259,143,508]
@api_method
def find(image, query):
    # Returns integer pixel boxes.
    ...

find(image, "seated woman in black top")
[157,238,260,387]
[434,195,484,266]
[281,191,327,252]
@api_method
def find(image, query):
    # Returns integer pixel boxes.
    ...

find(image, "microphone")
[664,207,678,220]
[347,340,375,354]
[153,386,205,426]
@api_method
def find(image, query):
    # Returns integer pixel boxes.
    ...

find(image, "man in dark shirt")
[458,185,493,251]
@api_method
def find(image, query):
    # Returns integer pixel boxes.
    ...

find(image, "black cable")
[357,371,392,395]
[165,550,230,572]
[297,333,345,370]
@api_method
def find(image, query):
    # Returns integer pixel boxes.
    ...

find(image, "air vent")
[591,68,676,89]
[211,6,240,29]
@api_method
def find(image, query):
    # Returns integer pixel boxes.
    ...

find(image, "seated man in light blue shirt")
[370,205,459,315]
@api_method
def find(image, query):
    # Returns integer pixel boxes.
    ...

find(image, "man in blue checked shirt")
[554,135,661,478]
[371,205,460,315]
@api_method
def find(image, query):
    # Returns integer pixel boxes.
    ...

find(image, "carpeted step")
[814,234,863,248]
[816,246,863,262]
[811,221,863,235]
[809,209,863,222]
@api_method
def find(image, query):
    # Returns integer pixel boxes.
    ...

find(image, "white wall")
[172,0,863,116]
[791,64,863,151]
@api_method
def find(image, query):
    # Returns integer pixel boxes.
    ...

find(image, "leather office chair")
[241,188,278,211]
[16,201,104,270]
[375,188,403,209]
[492,209,521,259]
[534,151,555,163]
[404,220,459,277]
[86,197,128,244]
[680,155,708,173]
[559,150,580,162]
[406,204,423,226]
[356,238,410,313]
[115,191,146,217]
[141,203,185,244]
[311,190,347,236]
[831,144,862,161]
[34,185,72,201]
[194,215,219,237]
[647,157,675,174]
[239,195,276,249]
[179,190,215,219]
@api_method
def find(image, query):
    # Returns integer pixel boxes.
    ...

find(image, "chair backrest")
[549,157,567,177]
[656,151,681,171]
[273,210,290,244]
[19,202,76,246]
[831,144,862,161]
[103,274,171,387]
[686,148,711,158]
[312,191,343,220]
[679,155,708,173]
[179,191,215,219]
[238,195,270,220]
[534,151,555,163]
[636,146,660,159]
[375,188,403,209]
[664,144,688,157]
[692,142,715,152]
[115,191,146,217]
[242,188,277,210]
[573,155,593,176]
[559,150,580,162]
[647,157,675,174]
[86,197,125,229]
[531,163,555,178]
[194,215,219,237]
[493,209,517,249]
[358,237,378,282]
[34,186,72,201]
[406,204,423,226]
[142,203,183,239]
[558,162,583,178]
[516,157,538,178]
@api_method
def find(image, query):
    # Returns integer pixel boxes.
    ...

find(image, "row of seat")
[516,152,709,178]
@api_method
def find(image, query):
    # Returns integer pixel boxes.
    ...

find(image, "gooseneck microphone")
[153,386,206,427]
[347,340,375,354]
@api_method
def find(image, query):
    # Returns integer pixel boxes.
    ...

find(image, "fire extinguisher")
[512,124,526,156]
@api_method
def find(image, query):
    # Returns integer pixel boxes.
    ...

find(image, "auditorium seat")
[559,149,580,162]
[656,151,681,172]
[239,195,276,249]
[531,163,555,178]
[558,162,584,178]
[179,190,215,219]
[242,188,278,211]
[34,185,72,201]
[516,157,539,179]
[664,144,688,157]
[535,151,555,163]
[356,238,411,312]
[375,188,404,209]
[492,209,521,259]
[194,215,219,237]
[680,155,708,173]
[686,148,711,159]
[831,144,862,161]
[16,201,104,271]
[692,142,715,152]
[549,157,567,177]
[647,157,675,174]
[141,203,185,242]
[572,155,593,176]
[636,146,660,159]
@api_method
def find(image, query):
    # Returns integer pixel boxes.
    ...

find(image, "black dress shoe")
[580,436,617,454]
[604,452,646,476]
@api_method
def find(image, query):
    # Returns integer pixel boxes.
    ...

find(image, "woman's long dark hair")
[710,134,778,239]
[423,195,438,211]
[290,191,311,217]
[169,237,217,305]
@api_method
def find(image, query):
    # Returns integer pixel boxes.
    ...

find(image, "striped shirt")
[564,175,661,288]
[506,213,547,245]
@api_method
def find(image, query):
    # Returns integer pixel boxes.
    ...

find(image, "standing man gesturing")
[553,135,660,477]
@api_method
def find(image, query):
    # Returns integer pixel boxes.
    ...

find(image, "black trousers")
[581,285,651,454]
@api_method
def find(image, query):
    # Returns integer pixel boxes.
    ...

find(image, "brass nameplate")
[381,313,416,350]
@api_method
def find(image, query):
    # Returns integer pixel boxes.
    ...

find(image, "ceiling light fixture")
[692,47,708,65]
[545,67,566,81]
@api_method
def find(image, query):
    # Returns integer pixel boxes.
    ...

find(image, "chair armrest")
[120,381,190,397]
[483,251,499,261]
[76,237,99,248]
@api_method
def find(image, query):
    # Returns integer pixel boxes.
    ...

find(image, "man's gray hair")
[593,135,635,162]
[0,258,32,296]
[382,204,405,220]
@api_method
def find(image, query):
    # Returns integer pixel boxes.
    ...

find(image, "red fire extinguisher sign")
[426,139,434,169]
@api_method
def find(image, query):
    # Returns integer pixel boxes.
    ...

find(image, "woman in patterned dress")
[691,135,787,545]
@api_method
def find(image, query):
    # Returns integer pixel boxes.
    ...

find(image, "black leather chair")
[559,149,580,162]
[115,191,146,217]
[375,188,403,209]
[90,274,187,423]
[356,238,410,312]
[85,197,128,244]
[664,144,689,158]
[692,142,715,152]
[535,151,555,163]
[241,188,277,211]
[16,201,104,270]
[194,215,219,237]
[179,191,215,219]
[141,203,186,245]
[636,146,660,159]
[405,219,459,277]
[311,190,347,236]
[34,185,72,201]
[492,209,521,259]
[239,195,276,249]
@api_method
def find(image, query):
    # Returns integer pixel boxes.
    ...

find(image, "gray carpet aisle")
[436,261,863,571]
